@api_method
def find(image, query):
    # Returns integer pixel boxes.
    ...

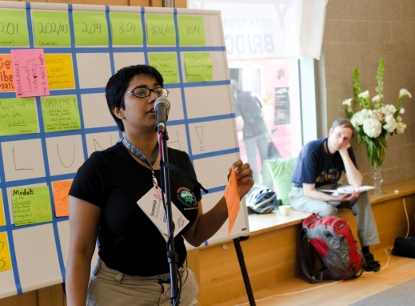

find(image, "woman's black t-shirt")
[69,142,201,276]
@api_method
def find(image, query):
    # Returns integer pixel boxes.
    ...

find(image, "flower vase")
[371,166,384,194]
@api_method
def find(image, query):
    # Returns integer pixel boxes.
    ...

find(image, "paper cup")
[278,205,291,216]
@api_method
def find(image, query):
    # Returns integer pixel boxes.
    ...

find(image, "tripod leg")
[233,237,256,306]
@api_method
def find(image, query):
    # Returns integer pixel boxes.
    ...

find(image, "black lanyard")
[325,138,338,186]
[121,136,159,186]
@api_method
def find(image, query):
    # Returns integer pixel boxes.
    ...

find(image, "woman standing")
[65,65,254,306]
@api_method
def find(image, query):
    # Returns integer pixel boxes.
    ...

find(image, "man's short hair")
[331,118,355,137]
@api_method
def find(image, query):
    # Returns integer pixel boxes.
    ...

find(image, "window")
[188,0,323,189]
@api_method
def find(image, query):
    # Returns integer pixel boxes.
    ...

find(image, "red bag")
[297,214,364,282]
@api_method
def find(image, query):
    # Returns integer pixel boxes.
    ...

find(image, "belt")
[293,183,303,188]
[157,262,186,284]
[158,277,171,284]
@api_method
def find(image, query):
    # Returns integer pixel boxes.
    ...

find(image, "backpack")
[391,237,415,258]
[297,214,364,283]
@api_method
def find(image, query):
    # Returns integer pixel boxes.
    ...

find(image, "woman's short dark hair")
[105,65,164,131]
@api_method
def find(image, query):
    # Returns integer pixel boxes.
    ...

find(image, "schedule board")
[0,1,249,298]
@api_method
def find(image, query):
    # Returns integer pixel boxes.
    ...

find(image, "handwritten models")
[11,49,50,98]
[11,186,53,227]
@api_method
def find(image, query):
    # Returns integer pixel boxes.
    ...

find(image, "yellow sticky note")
[45,54,75,89]
[52,180,72,217]
[224,168,240,235]
[0,232,12,272]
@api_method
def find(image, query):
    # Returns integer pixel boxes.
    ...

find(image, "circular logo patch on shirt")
[177,187,196,208]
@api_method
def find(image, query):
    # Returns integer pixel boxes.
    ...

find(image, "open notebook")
[320,185,375,195]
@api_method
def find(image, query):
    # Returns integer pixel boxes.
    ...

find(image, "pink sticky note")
[11,49,50,97]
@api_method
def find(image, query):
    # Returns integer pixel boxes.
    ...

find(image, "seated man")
[289,118,381,272]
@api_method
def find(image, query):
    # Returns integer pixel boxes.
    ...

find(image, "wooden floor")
[216,247,415,306]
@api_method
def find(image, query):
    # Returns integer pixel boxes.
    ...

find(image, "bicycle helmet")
[247,188,277,214]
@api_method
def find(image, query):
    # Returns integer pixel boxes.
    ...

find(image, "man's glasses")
[123,86,169,99]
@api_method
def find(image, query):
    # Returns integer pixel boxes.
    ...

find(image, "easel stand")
[234,237,256,306]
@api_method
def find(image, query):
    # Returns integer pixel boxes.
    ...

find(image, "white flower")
[381,104,396,116]
[396,122,407,134]
[363,117,382,138]
[400,107,405,114]
[383,114,398,133]
[342,98,353,106]
[396,116,403,122]
[372,95,380,103]
[399,89,412,99]
[358,90,370,99]
[350,110,369,126]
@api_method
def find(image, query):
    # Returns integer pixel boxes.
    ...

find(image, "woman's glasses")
[123,86,169,99]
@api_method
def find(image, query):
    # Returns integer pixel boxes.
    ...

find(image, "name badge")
[137,186,189,241]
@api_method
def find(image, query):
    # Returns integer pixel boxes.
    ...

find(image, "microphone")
[154,97,171,133]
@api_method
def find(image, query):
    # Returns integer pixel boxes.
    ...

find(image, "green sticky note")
[0,98,39,135]
[110,12,143,46]
[146,14,176,46]
[148,53,179,84]
[73,12,108,46]
[0,10,29,47]
[41,95,81,132]
[32,11,71,47]
[184,52,213,82]
[12,186,53,226]
[178,16,205,46]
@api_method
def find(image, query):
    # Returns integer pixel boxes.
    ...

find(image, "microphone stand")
[158,125,180,305]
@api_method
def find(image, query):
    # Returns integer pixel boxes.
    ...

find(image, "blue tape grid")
[0,3,238,294]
